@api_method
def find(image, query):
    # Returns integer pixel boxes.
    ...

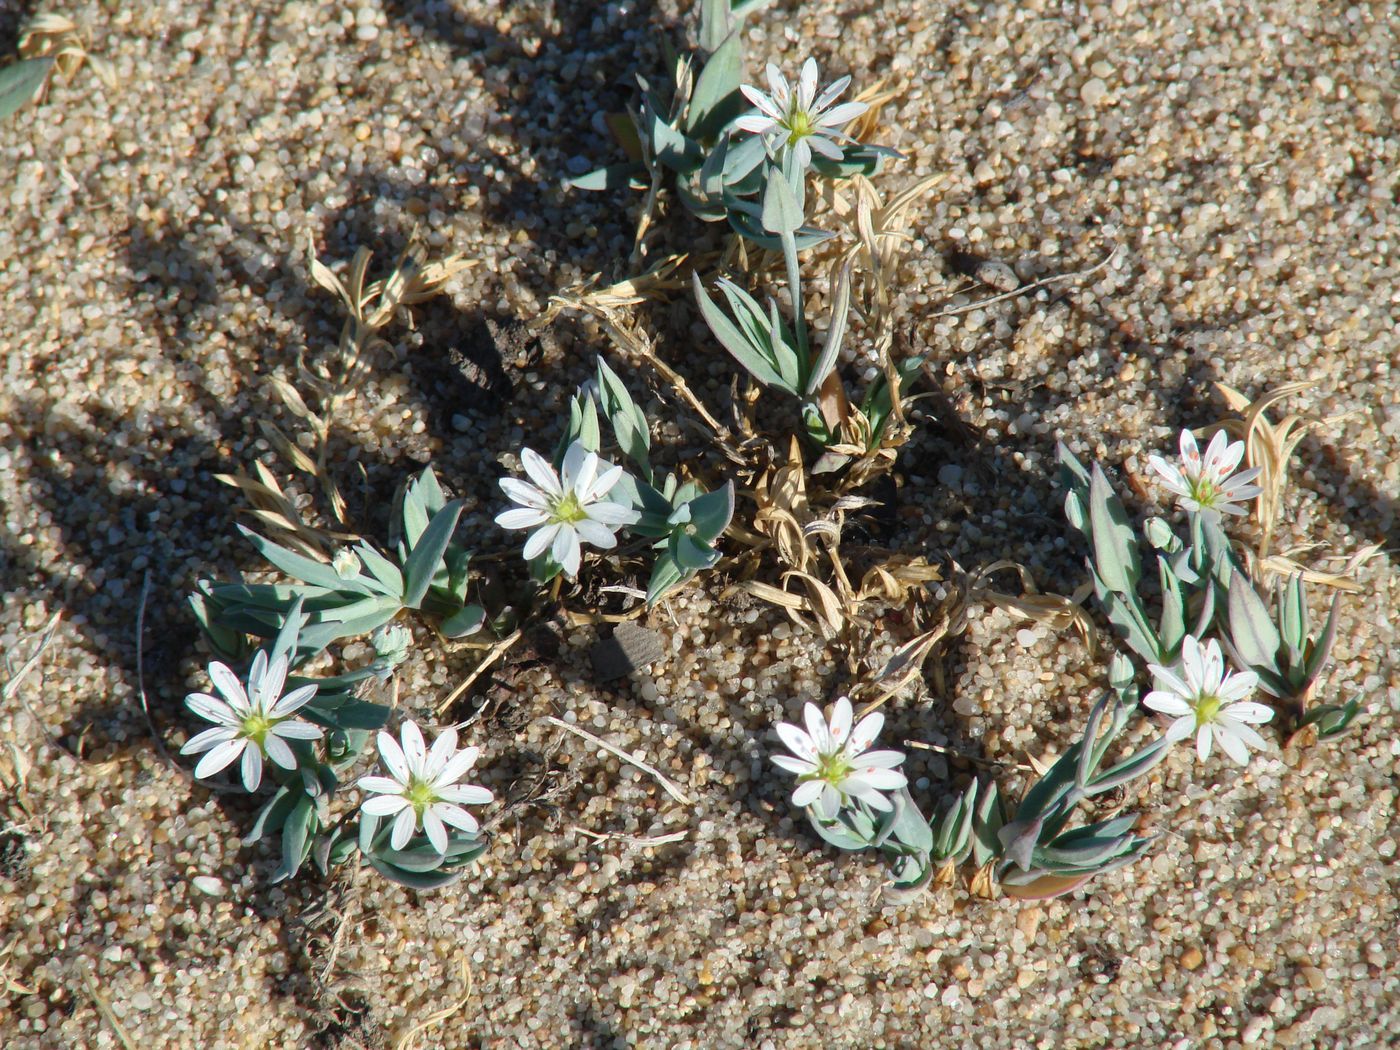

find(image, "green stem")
[780,228,809,372]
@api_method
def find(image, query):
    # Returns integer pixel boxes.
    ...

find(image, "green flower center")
[1189,477,1219,507]
[785,108,815,145]
[240,712,275,747]
[405,777,438,815]
[552,493,588,524]
[812,751,852,785]
[1195,694,1222,727]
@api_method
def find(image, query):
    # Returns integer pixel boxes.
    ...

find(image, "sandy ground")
[1,0,1397,1047]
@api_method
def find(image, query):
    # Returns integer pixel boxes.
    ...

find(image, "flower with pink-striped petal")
[1148,429,1262,517]
[770,696,907,819]
[734,57,868,171]
[1145,636,1274,766]
[357,720,493,854]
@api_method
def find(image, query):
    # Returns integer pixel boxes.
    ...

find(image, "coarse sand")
[1,1,1397,1047]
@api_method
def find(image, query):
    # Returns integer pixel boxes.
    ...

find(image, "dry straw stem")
[930,243,1120,320]
[216,457,358,561]
[18,14,115,96]
[542,716,695,806]
[297,233,474,523]
[438,628,524,717]
[393,955,473,1050]
[79,965,136,1050]
[570,825,688,847]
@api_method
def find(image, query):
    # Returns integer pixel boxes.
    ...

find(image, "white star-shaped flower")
[734,57,868,171]
[495,441,639,578]
[181,652,323,792]
[771,696,907,819]
[1145,635,1274,765]
[357,721,494,854]
[1148,429,1263,517]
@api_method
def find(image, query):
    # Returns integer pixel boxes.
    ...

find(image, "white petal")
[574,519,619,549]
[1223,700,1273,724]
[426,727,460,777]
[804,703,833,754]
[259,653,290,711]
[1178,429,1202,471]
[434,745,480,788]
[1218,717,1269,752]
[792,779,825,808]
[854,749,904,770]
[815,100,866,128]
[194,738,246,780]
[845,767,906,791]
[584,500,639,526]
[1195,724,1213,762]
[764,63,787,104]
[1142,690,1193,717]
[1145,661,1193,699]
[584,462,625,503]
[523,522,562,561]
[1164,716,1197,744]
[771,754,817,776]
[361,793,410,816]
[1215,726,1252,765]
[1218,672,1260,703]
[244,651,270,705]
[519,447,563,498]
[263,734,297,770]
[807,134,844,160]
[774,721,818,762]
[356,775,406,796]
[852,785,893,812]
[270,684,318,718]
[400,721,427,777]
[185,692,240,727]
[432,802,480,834]
[560,441,591,491]
[820,783,843,816]
[207,662,251,713]
[270,718,322,742]
[437,784,493,806]
[791,138,812,171]
[813,74,852,112]
[241,745,264,792]
[828,697,854,746]
[391,808,418,849]
[377,730,410,783]
[553,526,582,577]
[735,114,778,134]
[422,810,449,855]
[499,477,552,511]
[181,726,238,755]
[496,507,549,530]
[797,57,818,109]
[847,711,884,755]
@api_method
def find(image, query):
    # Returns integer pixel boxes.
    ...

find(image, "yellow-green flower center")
[785,108,815,145]
[240,712,275,747]
[552,493,588,524]
[812,751,851,785]
[1189,477,1219,507]
[405,777,438,815]
[1194,694,1222,727]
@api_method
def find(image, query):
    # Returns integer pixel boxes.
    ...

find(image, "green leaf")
[1280,573,1308,649]
[565,162,646,192]
[272,795,318,883]
[692,273,790,391]
[244,785,296,846]
[1087,464,1141,593]
[806,262,852,396]
[970,780,1005,867]
[686,29,744,139]
[808,809,875,852]
[646,552,686,606]
[0,58,52,122]
[650,112,703,172]
[1303,592,1342,683]
[439,604,486,639]
[760,163,804,233]
[888,788,934,854]
[239,525,359,591]
[596,357,652,479]
[1227,574,1282,673]
[682,482,734,542]
[354,542,406,597]
[1157,555,1187,657]
[698,0,732,51]
[402,501,464,609]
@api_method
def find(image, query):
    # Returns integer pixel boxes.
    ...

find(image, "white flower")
[1148,429,1263,517]
[357,721,494,854]
[181,652,323,792]
[495,441,639,577]
[735,57,868,171]
[1144,635,1274,765]
[770,697,907,819]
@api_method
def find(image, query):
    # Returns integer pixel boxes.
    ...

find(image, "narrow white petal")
[791,138,813,171]
[813,74,851,111]
[437,784,493,806]
[496,507,550,530]
[427,728,460,777]
[391,808,418,849]
[797,57,818,109]
[764,63,786,103]
[804,703,833,754]
[260,653,290,710]
[241,746,264,792]
[1218,672,1260,702]
[1196,724,1213,762]
[792,779,825,807]
[569,449,601,501]
[499,477,552,511]
[854,749,905,770]
[775,722,818,762]
[400,721,427,777]
[584,462,625,503]
[1218,717,1269,751]
[270,718,322,742]
[432,802,480,834]
[584,500,640,526]
[207,662,251,713]
[356,775,406,796]
[1216,726,1252,765]
[828,697,854,746]
[1143,690,1193,716]
[847,711,884,755]
[194,738,246,779]
[185,692,241,727]
[1164,716,1196,744]
[1146,664,1193,701]
[520,447,563,497]
[270,684,318,717]
[523,522,562,561]
[845,767,907,791]
[820,783,843,816]
[422,811,449,855]
[264,734,297,770]
[853,786,894,812]
[807,134,844,160]
[553,526,582,577]
[1223,700,1273,724]
[361,794,410,816]
[815,101,866,128]
[244,651,269,706]
[573,519,619,549]
[771,755,818,776]
[377,730,410,783]
[434,745,481,788]
[180,726,238,755]
[735,114,779,134]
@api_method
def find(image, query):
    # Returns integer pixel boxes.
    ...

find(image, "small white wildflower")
[495,441,639,577]
[357,721,493,854]
[181,652,323,792]
[1148,429,1263,517]
[1145,635,1274,765]
[770,696,907,819]
[734,57,868,170]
